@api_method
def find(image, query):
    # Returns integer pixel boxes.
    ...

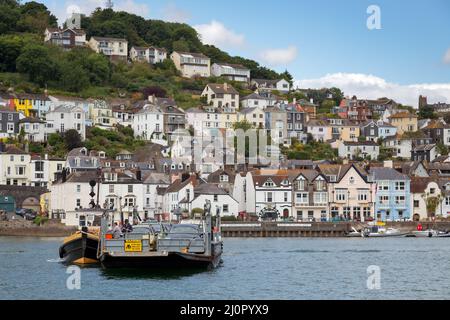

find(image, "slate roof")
[369,167,409,181]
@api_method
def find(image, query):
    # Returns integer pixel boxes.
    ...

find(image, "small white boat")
[347,227,363,238]
[412,229,438,238]
[362,226,407,238]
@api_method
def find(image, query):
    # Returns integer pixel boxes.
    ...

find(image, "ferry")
[97,200,223,269]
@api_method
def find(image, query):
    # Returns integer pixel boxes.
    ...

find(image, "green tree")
[60,62,90,92]
[47,133,63,146]
[64,129,83,151]
[16,44,57,86]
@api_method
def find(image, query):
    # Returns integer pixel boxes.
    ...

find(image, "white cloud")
[52,0,149,25]
[296,73,450,107]
[162,3,191,23]
[194,20,245,49]
[444,48,450,64]
[260,46,298,66]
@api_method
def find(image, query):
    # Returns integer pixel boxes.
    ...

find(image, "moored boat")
[59,227,99,265]
[98,200,223,269]
[362,226,408,238]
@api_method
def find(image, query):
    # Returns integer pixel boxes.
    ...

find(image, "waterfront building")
[319,164,375,221]
[143,173,170,220]
[292,170,328,222]
[370,167,411,221]
[0,145,31,186]
[189,183,239,217]
[410,177,442,221]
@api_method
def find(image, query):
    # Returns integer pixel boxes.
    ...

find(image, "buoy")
[417,224,423,231]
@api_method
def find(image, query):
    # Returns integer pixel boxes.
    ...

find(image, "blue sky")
[42,0,450,106]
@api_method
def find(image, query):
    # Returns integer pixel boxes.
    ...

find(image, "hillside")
[0,0,293,108]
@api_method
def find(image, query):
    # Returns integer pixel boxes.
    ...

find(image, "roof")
[207,169,236,184]
[413,144,436,152]
[240,107,260,114]
[214,62,249,71]
[294,169,321,182]
[64,171,98,183]
[91,36,127,42]
[307,119,328,127]
[3,146,28,155]
[343,141,379,146]
[252,79,282,85]
[175,51,209,59]
[143,173,170,185]
[194,183,228,195]
[19,117,45,124]
[389,111,418,119]
[369,167,409,181]
[206,83,238,95]
[165,175,198,194]
[410,177,437,193]
[318,163,369,183]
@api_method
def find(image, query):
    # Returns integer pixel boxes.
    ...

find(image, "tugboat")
[98,200,223,269]
[59,226,99,265]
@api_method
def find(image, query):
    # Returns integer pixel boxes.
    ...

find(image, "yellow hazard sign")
[124,240,142,252]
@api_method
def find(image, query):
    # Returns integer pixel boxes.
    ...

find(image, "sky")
[41,0,450,107]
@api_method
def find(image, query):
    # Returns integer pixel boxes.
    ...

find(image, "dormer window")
[220,175,229,182]
[264,180,274,187]
[297,179,305,190]
[104,162,110,168]
[328,175,337,182]
[120,162,125,168]
[349,177,355,184]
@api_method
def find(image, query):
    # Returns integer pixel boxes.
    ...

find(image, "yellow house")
[88,99,117,130]
[13,97,34,117]
[388,111,418,135]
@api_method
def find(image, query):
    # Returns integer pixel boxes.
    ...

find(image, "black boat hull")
[100,243,222,269]
[59,232,99,265]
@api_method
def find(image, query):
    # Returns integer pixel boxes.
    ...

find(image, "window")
[223,204,229,213]
[15,166,25,176]
[395,196,406,205]
[343,207,351,218]
[314,192,327,204]
[266,192,273,203]
[430,188,436,195]
[316,179,325,191]
[363,207,371,217]
[379,195,389,205]
[76,199,81,207]
[128,185,133,193]
[395,181,405,191]
[284,192,288,202]
[296,193,308,204]
[414,200,420,208]
[35,161,44,172]
[124,197,135,208]
[76,185,81,193]
[297,179,305,190]
[353,207,361,219]
[446,197,450,206]
[214,195,218,202]
[109,185,114,193]
[336,189,347,201]
[219,175,229,182]
[264,180,274,187]
[378,182,389,191]
[8,114,13,121]
[358,190,368,202]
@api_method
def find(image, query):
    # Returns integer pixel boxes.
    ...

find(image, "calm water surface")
[1,236,449,300]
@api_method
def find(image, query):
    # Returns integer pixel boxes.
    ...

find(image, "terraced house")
[370,167,411,221]
[319,164,375,222]
[293,170,329,222]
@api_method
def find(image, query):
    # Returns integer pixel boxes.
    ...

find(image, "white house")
[170,51,211,78]
[132,103,165,144]
[189,183,239,217]
[143,173,170,219]
[306,119,332,142]
[163,175,199,221]
[46,105,86,140]
[130,46,167,64]
[51,170,145,226]
[410,177,442,221]
[18,118,48,142]
[211,63,250,82]
[251,79,291,93]
[44,27,86,48]
[201,83,239,112]
[0,145,31,186]
[88,36,128,61]
[238,107,265,129]
[338,141,380,160]
[240,92,285,110]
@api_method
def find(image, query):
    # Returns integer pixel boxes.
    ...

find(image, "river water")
[1,236,449,300]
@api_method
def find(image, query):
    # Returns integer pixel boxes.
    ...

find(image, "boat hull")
[59,232,99,265]
[100,242,222,269]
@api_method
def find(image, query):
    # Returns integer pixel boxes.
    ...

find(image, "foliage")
[64,129,83,151]
[318,99,336,114]
[33,215,48,226]
[418,106,437,120]
[437,142,449,156]
[282,139,338,161]
[16,44,57,86]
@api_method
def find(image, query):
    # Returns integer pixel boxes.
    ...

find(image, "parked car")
[15,208,37,220]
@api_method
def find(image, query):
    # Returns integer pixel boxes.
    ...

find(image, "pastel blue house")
[370,167,411,221]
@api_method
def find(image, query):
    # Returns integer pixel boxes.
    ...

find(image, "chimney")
[148,94,156,104]
[136,168,142,181]
[383,160,394,169]
[223,82,228,91]
[44,153,48,160]
[310,98,314,104]
[61,168,67,183]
